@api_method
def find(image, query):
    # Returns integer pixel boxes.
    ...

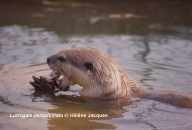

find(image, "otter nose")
[47,57,51,64]
[47,55,58,64]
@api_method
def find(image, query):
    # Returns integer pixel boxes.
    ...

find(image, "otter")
[33,48,192,108]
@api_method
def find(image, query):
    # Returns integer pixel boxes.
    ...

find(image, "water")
[0,0,192,130]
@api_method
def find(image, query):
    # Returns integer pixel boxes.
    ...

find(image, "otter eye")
[57,56,66,62]
[84,62,94,71]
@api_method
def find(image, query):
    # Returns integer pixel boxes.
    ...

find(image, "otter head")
[47,48,130,99]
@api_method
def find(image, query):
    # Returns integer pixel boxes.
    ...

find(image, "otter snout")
[47,55,67,65]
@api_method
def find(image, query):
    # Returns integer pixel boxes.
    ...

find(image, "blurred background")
[1,0,192,36]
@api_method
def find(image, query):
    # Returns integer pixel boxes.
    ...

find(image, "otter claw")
[32,76,42,84]
[30,81,43,91]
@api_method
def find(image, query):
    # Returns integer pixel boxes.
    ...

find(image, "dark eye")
[57,56,66,62]
[84,62,94,71]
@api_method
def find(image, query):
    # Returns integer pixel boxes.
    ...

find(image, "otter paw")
[30,76,56,95]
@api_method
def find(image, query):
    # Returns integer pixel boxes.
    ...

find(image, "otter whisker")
[26,62,47,68]
[24,68,50,75]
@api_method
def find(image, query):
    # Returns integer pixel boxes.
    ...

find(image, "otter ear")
[84,62,94,72]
